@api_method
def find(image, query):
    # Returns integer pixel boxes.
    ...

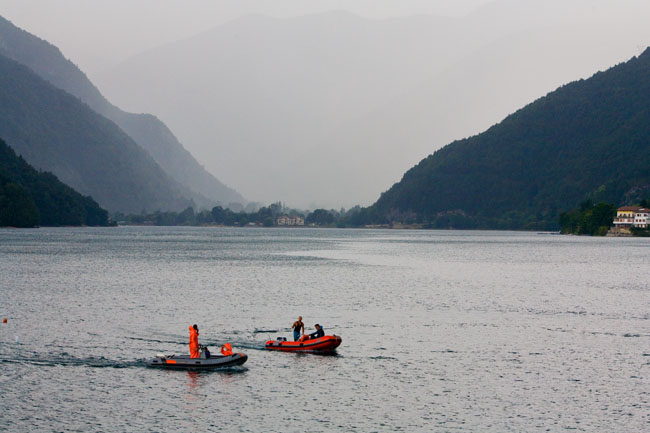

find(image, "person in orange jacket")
[189,324,200,358]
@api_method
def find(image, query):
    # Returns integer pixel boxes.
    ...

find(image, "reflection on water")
[186,371,201,397]
[1,227,648,432]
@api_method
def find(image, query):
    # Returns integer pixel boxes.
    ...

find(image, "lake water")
[0,227,648,432]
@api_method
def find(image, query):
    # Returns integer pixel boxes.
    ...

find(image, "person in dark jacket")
[308,324,325,339]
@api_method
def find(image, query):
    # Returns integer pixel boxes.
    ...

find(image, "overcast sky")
[1,0,492,78]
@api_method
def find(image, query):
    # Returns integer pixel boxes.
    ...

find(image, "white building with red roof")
[613,206,649,228]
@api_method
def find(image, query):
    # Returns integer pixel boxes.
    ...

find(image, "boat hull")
[265,335,342,353]
[147,353,248,370]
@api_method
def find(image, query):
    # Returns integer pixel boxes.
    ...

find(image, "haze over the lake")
[4,0,650,209]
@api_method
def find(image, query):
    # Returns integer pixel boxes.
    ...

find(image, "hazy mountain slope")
[0,15,244,206]
[0,138,109,226]
[105,110,244,206]
[0,54,196,213]
[97,12,489,207]
[98,1,650,208]
[307,23,646,206]
[371,49,650,230]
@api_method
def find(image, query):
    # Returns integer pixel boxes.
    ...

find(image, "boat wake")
[0,353,146,369]
[253,328,284,334]
[126,336,186,345]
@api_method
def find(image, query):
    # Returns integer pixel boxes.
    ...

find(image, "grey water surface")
[0,227,648,432]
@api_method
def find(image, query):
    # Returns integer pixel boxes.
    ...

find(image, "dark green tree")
[306,209,335,226]
[176,207,195,225]
[577,202,616,235]
[0,138,109,226]
[560,201,616,236]
[0,181,39,227]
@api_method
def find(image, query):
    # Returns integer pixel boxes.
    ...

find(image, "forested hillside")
[0,138,109,227]
[0,16,245,207]
[0,53,199,213]
[371,48,650,230]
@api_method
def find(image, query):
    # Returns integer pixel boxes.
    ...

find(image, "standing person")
[292,316,304,341]
[308,324,325,340]
[189,324,200,358]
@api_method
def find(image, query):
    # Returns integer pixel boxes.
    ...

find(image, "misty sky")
[2,0,650,209]
[1,0,492,77]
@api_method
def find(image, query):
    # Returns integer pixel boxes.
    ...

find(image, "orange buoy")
[2,318,6,323]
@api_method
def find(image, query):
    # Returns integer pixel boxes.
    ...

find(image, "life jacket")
[220,343,233,356]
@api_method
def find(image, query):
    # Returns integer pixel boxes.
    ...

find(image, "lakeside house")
[612,206,649,229]
[276,215,305,226]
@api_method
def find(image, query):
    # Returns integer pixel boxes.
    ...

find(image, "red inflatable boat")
[265,335,342,353]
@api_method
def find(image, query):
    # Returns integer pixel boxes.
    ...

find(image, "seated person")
[308,323,325,340]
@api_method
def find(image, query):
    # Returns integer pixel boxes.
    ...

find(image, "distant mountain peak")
[0,14,245,208]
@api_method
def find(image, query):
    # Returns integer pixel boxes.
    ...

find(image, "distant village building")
[634,208,649,228]
[613,206,649,228]
[276,215,305,226]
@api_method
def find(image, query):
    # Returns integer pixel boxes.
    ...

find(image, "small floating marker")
[15,335,19,343]
[2,317,6,323]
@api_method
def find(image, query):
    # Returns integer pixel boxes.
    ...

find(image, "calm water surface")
[0,227,648,432]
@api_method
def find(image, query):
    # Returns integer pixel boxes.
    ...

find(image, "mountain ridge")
[0,53,198,213]
[0,15,245,207]
[369,48,650,229]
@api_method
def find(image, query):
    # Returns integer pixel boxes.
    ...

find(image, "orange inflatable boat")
[265,335,342,353]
